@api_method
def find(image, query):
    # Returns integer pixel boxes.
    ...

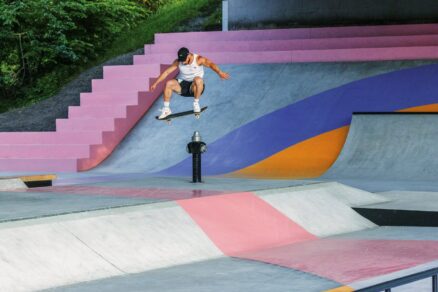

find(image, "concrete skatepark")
[2,23,438,291]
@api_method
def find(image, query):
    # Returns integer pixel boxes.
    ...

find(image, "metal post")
[186,132,207,183]
[222,0,229,31]
[433,275,437,292]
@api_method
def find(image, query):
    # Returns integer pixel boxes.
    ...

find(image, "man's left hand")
[219,71,230,80]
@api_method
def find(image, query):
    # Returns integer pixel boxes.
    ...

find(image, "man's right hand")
[150,83,157,91]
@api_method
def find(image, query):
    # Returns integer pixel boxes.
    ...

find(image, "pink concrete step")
[0,144,90,159]
[103,64,161,79]
[146,34,438,54]
[56,118,116,132]
[0,132,102,145]
[69,105,127,119]
[287,46,438,62]
[154,24,438,43]
[78,83,175,171]
[80,92,141,106]
[0,158,78,172]
[91,78,150,93]
[134,51,291,65]
[136,46,438,65]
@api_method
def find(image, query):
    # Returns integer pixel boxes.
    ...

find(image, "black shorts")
[178,79,206,97]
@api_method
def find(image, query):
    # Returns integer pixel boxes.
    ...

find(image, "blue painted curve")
[158,63,438,176]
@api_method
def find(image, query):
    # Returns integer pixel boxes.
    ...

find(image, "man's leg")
[159,79,181,118]
[191,77,204,113]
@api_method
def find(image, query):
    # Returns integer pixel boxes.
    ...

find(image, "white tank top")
[178,54,204,82]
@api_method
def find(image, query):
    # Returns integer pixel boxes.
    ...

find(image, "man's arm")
[198,56,230,80]
[150,60,179,91]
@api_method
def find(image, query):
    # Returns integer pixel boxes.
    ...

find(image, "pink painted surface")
[178,192,316,255]
[68,105,127,119]
[146,34,438,54]
[237,239,438,284]
[154,24,438,43]
[103,64,161,79]
[56,118,116,132]
[134,51,292,65]
[0,158,77,172]
[77,83,174,170]
[24,185,226,200]
[91,78,150,92]
[0,132,102,145]
[0,144,90,159]
[136,46,438,65]
[80,92,140,106]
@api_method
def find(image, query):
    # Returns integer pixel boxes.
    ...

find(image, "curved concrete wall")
[229,0,438,26]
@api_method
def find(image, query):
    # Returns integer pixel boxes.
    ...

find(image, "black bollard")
[186,131,207,183]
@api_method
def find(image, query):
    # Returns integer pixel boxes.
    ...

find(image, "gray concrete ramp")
[323,113,438,190]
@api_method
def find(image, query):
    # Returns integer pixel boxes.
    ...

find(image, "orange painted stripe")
[230,103,438,180]
[398,103,438,112]
[230,126,350,179]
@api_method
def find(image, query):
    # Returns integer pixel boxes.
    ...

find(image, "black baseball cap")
[177,47,189,62]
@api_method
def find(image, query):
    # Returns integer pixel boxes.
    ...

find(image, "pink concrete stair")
[0,132,102,145]
[68,105,128,119]
[2,23,438,172]
[0,145,90,159]
[80,92,140,106]
[103,64,161,79]
[137,46,438,65]
[154,23,438,43]
[146,34,438,54]
[0,158,78,172]
[91,78,150,93]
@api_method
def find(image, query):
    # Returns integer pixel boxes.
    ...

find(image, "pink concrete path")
[178,192,316,255]
[178,191,438,285]
[237,238,438,284]
[2,24,438,172]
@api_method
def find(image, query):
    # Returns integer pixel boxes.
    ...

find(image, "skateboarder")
[150,47,230,119]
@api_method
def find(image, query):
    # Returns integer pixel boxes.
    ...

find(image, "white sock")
[164,101,170,108]
[194,99,200,104]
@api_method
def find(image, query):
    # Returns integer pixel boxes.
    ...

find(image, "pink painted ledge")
[135,46,438,65]
[0,132,102,145]
[154,23,438,43]
[0,158,78,172]
[146,34,438,54]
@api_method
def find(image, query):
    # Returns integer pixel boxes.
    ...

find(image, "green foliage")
[0,0,220,113]
[0,0,148,105]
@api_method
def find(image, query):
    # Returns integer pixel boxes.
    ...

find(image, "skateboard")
[156,106,208,124]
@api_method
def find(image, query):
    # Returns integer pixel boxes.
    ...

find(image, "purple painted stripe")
[160,64,438,176]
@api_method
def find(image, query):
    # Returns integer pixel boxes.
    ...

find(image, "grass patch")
[2,0,220,113]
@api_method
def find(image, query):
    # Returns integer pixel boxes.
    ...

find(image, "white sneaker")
[193,101,201,113]
[158,107,172,119]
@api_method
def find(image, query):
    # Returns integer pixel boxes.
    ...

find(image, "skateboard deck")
[156,106,208,123]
